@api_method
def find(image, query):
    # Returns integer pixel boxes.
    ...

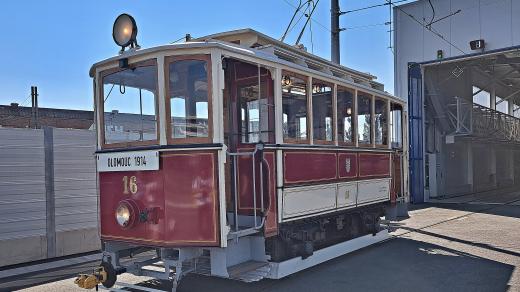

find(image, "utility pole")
[31,86,39,129]
[331,0,341,64]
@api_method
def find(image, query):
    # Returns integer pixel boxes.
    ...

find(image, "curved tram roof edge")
[90,39,405,104]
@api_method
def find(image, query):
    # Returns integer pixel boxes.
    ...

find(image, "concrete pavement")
[3,190,520,292]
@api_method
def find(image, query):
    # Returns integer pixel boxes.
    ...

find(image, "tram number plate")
[97,150,159,172]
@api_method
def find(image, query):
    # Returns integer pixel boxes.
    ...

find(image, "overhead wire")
[281,0,331,33]
[387,0,466,55]
[427,0,435,27]
[341,0,409,14]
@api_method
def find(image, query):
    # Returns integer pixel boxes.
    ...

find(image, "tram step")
[227,260,270,282]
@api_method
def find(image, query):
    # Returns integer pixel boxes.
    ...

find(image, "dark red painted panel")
[162,152,219,245]
[391,154,402,203]
[100,169,165,244]
[338,153,358,179]
[235,150,278,237]
[358,153,390,178]
[99,151,219,247]
[284,151,337,184]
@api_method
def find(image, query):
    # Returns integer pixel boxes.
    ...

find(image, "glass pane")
[375,98,388,145]
[357,93,372,144]
[282,74,308,141]
[496,96,508,114]
[103,64,158,144]
[390,103,403,148]
[473,86,490,108]
[514,104,520,118]
[169,59,209,139]
[239,81,270,143]
[337,86,354,143]
[312,80,333,141]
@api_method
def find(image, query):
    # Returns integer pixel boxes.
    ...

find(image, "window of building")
[374,98,388,146]
[473,86,490,108]
[514,103,520,118]
[496,96,509,114]
[312,80,333,142]
[167,56,211,142]
[337,86,354,144]
[282,73,308,142]
[390,103,403,148]
[357,92,373,145]
[102,60,158,146]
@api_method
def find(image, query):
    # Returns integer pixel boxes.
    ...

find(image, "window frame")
[356,91,374,147]
[164,54,213,144]
[390,102,404,150]
[235,70,275,146]
[336,85,356,146]
[98,59,160,149]
[281,70,310,144]
[374,96,389,148]
[311,78,335,145]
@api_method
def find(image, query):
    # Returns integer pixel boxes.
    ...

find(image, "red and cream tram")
[75,14,408,291]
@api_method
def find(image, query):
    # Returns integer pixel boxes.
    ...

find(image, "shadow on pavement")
[136,238,514,292]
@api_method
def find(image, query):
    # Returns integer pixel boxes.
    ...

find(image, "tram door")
[224,59,275,226]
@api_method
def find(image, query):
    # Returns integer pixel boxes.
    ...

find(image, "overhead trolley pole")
[331,0,341,64]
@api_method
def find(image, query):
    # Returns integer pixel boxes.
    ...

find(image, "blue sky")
[0,0,412,110]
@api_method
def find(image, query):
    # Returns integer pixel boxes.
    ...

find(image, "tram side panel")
[99,150,220,247]
[281,149,392,221]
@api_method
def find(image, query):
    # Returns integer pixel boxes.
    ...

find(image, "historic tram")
[75,14,408,291]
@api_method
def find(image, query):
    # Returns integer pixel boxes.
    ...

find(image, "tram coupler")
[74,266,107,290]
[74,262,121,289]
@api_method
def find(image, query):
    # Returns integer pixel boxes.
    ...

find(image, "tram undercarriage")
[267,203,385,262]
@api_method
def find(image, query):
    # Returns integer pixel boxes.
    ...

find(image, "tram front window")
[102,61,158,145]
[167,57,210,141]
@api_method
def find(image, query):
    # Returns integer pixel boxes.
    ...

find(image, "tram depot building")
[394,0,520,203]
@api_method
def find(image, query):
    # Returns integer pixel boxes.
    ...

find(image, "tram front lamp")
[115,200,136,228]
[113,13,139,52]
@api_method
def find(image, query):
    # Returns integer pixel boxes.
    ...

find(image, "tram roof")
[90,28,403,102]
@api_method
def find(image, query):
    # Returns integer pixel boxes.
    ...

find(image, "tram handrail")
[227,143,266,237]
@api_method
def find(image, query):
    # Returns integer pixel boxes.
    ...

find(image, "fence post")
[44,127,56,258]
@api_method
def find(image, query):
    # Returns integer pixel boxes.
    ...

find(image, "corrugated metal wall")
[0,127,99,267]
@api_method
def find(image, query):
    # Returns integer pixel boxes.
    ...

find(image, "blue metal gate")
[408,63,424,203]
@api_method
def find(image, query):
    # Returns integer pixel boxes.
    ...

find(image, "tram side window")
[102,62,158,145]
[374,98,388,146]
[168,58,210,140]
[390,103,403,148]
[282,73,308,142]
[312,80,333,142]
[357,93,372,145]
[337,86,354,144]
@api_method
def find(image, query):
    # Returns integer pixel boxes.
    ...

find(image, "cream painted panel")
[357,179,390,205]
[283,184,336,219]
[337,182,357,208]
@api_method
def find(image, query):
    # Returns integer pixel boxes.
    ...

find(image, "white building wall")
[394,0,520,98]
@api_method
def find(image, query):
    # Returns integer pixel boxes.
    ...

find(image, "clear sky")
[0,0,413,110]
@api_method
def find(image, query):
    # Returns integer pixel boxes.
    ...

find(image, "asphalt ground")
[2,190,520,292]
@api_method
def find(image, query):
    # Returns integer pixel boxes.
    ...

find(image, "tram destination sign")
[97,150,159,172]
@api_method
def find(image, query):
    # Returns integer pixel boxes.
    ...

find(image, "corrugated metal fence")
[0,127,99,267]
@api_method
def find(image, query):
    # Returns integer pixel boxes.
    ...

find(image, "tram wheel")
[100,261,117,288]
